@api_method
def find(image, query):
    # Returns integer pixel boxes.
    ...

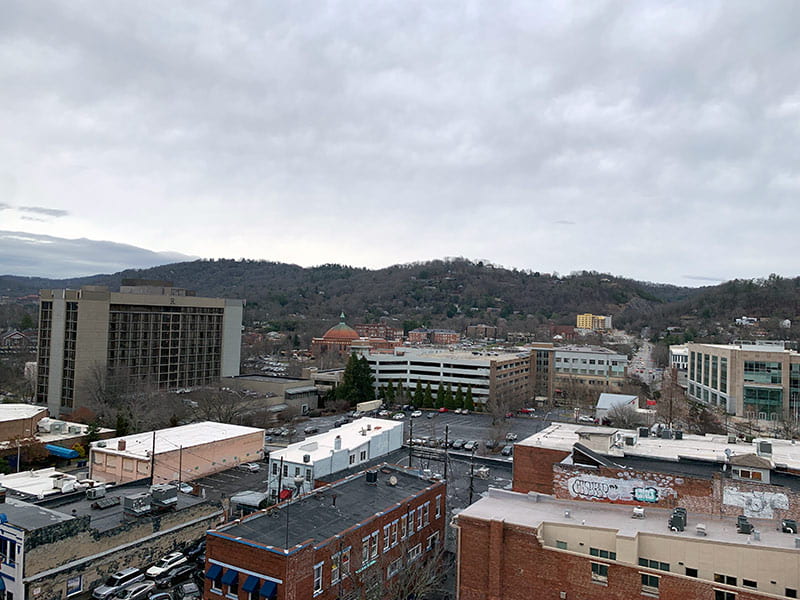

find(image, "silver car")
[92,568,145,600]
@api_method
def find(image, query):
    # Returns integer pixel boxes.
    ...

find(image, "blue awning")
[0,576,6,591]
[242,576,259,593]
[259,580,277,598]
[45,444,79,459]
[221,569,239,586]
[205,565,223,581]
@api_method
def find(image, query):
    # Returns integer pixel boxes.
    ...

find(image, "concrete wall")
[0,410,47,442]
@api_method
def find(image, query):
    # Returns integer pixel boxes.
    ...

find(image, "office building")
[685,341,800,418]
[205,465,446,600]
[456,488,800,600]
[362,347,536,409]
[266,417,403,498]
[36,280,243,417]
[554,345,628,391]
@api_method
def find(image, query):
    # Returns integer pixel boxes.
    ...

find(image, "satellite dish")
[388,476,398,486]
[724,448,732,458]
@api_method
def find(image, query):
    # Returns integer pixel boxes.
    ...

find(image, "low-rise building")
[354,323,403,341]
[205,465,446,600]
[554,345,628,392]
[228,374,320,416]
[266,418,403,498]
[466,324,498,340]
[89,422,265,484]
[595,392,640,422]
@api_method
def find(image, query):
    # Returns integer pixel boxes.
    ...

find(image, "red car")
[438,407,448,413]
[505,412,514,418]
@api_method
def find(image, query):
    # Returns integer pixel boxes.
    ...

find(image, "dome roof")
[323,313,360,342]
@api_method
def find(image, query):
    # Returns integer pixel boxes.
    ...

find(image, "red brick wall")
[458,515,777,600]
[512,446,570,494]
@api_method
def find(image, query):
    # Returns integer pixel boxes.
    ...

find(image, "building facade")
[465,324,498,340]
[362,348,536,409]
[576,314,613,331]
[554,345,628,392]
[36,281,243,417]
[205,465,446,600]
[685,341,800,418]
[354,323,403,341]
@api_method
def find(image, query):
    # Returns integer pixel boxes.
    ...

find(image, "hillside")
[0,258,698,340]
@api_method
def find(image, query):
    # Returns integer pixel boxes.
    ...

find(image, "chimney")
[118,439,126,451]
[334,435,341,450]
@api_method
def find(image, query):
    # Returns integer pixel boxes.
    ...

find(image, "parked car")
[174,582,201,600]
[93,568,146,600]
[378,410,391,417]
[148,592,172,600]
[154,565,195,589]
[505,432,518,441]
[183,540,205,562]
[146,552,188,578]
[303,425,319,434]
[169,480,194,494]
[438,407,448,413]
[454,408,462,414]
[238,462,261,472]
[116,582,156,600]
[463,441,477,452]
[461,409,469,414]
[501,445,514,457]
[578,415,595,424]
[392,413,405,421]
[452,439,465,450]
[410,410,422,418]
[504,412,514,418]
[426,412,435,419]
[485,440,497,450]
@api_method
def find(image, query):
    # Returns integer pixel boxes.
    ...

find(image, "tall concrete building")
[36,280,243,417]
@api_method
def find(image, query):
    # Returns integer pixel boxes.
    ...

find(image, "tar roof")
[91,422,264,459]
[1,497,74,531]
[215,466,439,550]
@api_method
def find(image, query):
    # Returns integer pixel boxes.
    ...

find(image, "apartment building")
[362,347,535,409]
[205,465,446,600]
[576,313,613,331]
[685,341,800,418]
[36,280,243,417]
[456,488,800,600]
[266,417,403,498]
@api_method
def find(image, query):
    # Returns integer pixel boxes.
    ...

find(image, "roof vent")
[564,510,571,519]
[117,440,126,451]
[303,454,310,463]
[365,471,378,486]
[334,435,341,450]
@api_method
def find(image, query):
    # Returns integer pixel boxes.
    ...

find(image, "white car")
[238,462,261,472]
[410,410,423,418]
[392,413,405,421]
[578,415,595,424]
[146,552,187,578]
[454,408,462,414]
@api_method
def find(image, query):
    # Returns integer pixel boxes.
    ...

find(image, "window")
[306,468,312,481]
[591,562,608,584]
[417,506,423,531]
[714,574,737,586]
[387,558,402,579]
[786,588,797,599]
[331,552,341,584]
[370,531,379,560]
[742,580,757,589]
[408,543,422,562]
[66,575,83,597]
[271,463,277,475]
[313,562,323,596]
[641,573,659,596]
[294,467,300,476]
[282,464,288,477]
[556,540,567,550]
[362,537,370,564]
[342,547,351,576]
[639,558,669,572]
[714,591,736,600]
[589,547,616,560]
[390,521,398,547]
[685,568,698,578]
[435,495,442,518]
[227,575,239,599]
[423,502,430,526]
[401,514,408,539]
[360,451,367,461]
[383,525,391,552]
[349,454,356,465]
[211,575,222,594]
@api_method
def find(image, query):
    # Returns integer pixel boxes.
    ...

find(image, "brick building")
[354,323,403,341]
[407,328,460,345]
[465,324,498,340]
[205,465,446,600]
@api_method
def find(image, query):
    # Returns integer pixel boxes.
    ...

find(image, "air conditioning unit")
[50,421,66,434]
[68,425,81,434]
[632,506,645,519]
[86,486,106,500]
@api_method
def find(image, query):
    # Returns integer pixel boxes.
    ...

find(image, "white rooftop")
[520,422,800,469]
[271,417,402,464]
[0,404,46,422]
[0,467,83,497]
[383,347,528,362]
[90,421,264,459]
[459,488,800,551]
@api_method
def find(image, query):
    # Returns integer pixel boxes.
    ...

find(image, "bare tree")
[192,387,250,423]
[606,404,645,429]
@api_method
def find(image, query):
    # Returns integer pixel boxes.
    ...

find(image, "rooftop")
[0,496,75,531]
[90,422,264,459]
[214,465,440,550]
[0,404,46,422]
[373,347,529,362]
[521,422,800,472]
[270,417,402,465]
[459,488,800,552]
[555,345,627,356]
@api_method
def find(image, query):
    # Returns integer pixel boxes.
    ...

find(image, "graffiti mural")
[566,474,675,503]
[723,487,789,519]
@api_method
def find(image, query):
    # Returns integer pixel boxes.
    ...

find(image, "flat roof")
[90,422,264,459]
[234,375,310,383]
[555,345,626,356]
[1,496,75,531]
[0,467,79,497]
[373,348,529,362]
[0,404,46,422]
[520,423,800,472]
[215,465,439,549]
[459,488,800,552]
[270,418,402,465]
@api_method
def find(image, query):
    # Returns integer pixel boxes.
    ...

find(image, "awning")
[205,565,223,581]
[242,576,259,593]
[0,576,6,591]
[259,581,277,598]
[221,569,239,586]
[45,444,79,459]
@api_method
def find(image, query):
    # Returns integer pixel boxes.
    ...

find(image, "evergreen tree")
[444,384,456,410]
[337,354,375,407]
[385,381,395,404]
[455,385,465,410]
[413,381,424,408]
[464,386,475,411]
[435,383,444,409]
[423,383,434,408]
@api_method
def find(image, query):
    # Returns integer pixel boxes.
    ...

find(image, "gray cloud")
[17,206,69,217]
[0,1,798,286]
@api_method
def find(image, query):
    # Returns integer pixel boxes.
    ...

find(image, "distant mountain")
[0,231,196,278]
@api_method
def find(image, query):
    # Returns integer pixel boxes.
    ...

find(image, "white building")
[266,417,404,498]
[668,345,688,371]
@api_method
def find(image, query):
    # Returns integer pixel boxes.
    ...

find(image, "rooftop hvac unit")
[122,492,151,517]
[695,523,707,536]
[96,441,107,448]
[632,506,645,519]
[50,421,65,434]
[660,429,673,440]
[365,471,378,485]
[303,454,310,463]
[624,436,637,446]
[782,519,798,534]
[86,485,106,500]
[674,430,683,440]
[638,427,650,438]
[68,425,81,434]
[150,484,178,507]
[758,441,773,455]
[728,435,737,444]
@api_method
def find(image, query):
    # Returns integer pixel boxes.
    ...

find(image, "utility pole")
[444,425,449,482]
[277,456,284,501]
[468,446,476,505]
[178,446,183,484]
[16,440,20,474]
[150,431,156,484]
[408,419,413,468]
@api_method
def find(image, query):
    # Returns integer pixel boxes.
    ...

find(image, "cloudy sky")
[1,1,799,284]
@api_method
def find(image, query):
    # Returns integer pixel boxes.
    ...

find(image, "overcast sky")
[1,1,799,285]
